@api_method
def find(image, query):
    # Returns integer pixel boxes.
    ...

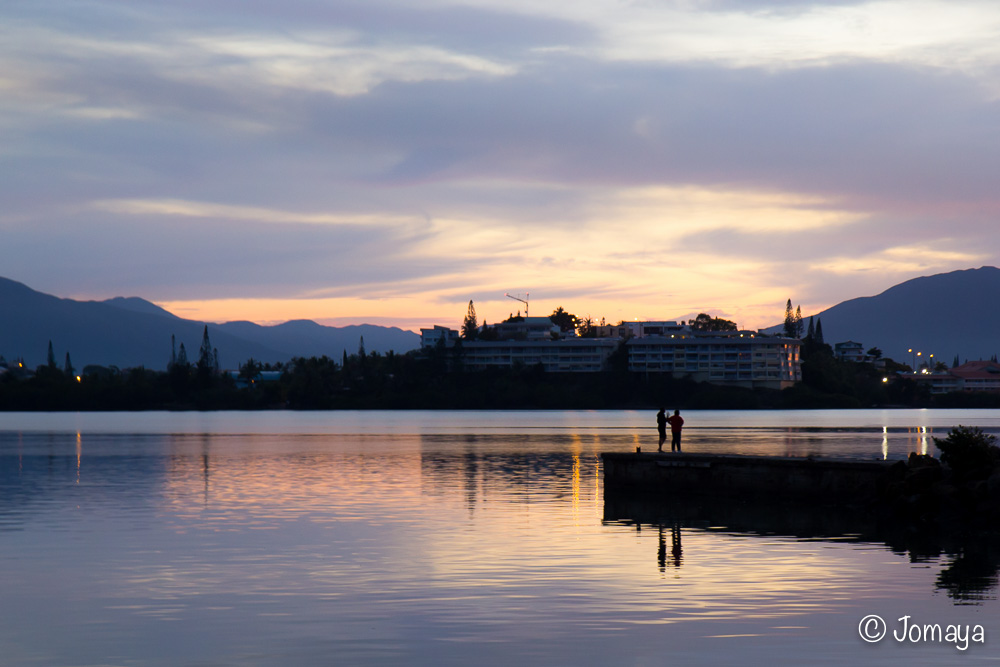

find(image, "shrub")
[933,426,1000,480]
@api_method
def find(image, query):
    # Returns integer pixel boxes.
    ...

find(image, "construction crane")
[505,292,529,318]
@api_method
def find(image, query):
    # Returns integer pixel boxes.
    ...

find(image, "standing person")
[666,409,684,452]
[656,408,667,452]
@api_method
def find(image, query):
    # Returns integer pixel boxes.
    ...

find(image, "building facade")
[420,321,803,386]
[420,325,460,349]
[907,360,1000,394]
[461,339,620,372]
[627,332,802,389]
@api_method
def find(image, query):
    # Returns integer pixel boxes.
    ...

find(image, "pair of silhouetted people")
[656,408,684,452]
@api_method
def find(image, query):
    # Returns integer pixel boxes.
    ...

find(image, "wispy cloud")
[3,0,1000,331]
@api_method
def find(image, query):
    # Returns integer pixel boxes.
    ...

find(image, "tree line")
[4,300,997,411]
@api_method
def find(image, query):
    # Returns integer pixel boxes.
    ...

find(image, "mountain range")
[772,266,1000,365]
[3,267,998,372]
[0,277,420,370]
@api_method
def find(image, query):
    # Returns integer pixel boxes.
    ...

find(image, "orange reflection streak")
[76,431,82,484]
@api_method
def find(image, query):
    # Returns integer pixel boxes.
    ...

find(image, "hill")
[781,267,1000,364]
[0,277,420,370]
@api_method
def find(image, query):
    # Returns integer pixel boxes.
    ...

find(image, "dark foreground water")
[1,410,997,665]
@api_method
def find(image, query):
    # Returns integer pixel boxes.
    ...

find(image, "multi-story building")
[834,341,867,363]
[420,325,460,349]
[907,360,1000,394]
[627,331,801,389]
[420,320,803,386]
[462,339,620,372]
[491,317,561,340]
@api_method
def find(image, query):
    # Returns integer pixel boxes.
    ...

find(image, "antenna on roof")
[505,292,529,318]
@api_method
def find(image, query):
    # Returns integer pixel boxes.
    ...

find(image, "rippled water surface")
[1,410,998,665]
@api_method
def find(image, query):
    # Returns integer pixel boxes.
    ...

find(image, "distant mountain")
[0,277,420,370]
[102,296,180,319]
[215,319,419,361]
[774,267,1000,364]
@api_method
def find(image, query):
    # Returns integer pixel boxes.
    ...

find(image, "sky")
[3,0,1000,332]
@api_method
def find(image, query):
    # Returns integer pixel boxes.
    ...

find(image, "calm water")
[1,409,998,665]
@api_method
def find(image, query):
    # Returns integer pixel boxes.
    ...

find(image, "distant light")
[882,377,888,383]
[76,376,82,382]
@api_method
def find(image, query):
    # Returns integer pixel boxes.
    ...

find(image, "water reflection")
[2,422,999,665]
[657,524,683,571]
[604,488,1000,604]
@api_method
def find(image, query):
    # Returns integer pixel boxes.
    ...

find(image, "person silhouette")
[666,410,684,452]
[656,408,667,452]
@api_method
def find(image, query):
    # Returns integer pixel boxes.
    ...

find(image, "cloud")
[3,0,1000,331]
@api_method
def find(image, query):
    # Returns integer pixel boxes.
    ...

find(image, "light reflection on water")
[1,410,998,665]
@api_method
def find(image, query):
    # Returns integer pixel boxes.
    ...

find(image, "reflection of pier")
[604,476,1000,604]
[602,451,893,504]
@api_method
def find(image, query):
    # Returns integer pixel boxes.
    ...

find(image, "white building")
[462,339,619,372]
[419,319,803,387]
[834,341,867,363]
[492,317,562,340]
[627,331,801,389]
[420,325,460,349]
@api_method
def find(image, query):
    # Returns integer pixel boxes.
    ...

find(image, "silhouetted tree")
[783,300,796,338]
[578,315,597,338]
[239,358,263,386]
[462,300,479,340]
[170,334,177,369]
[358,336,366,358]
[479,320,498,341]
[793,306,803,338]
[549,306,579,333]
[688,313,738,332]
[177,343,188,366]
[807,316,815,340]
[815,318,825,345]
[197,326,215,375]
[47,340,56,369]
[867,347,883,359]
[64,352,74,377]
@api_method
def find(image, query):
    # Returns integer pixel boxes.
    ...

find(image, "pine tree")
[358,336,366,358]
[807,316,815,340]
[815,318,825,345]
[177,343,188,366]
[198,326,214,371]
[793,306,803,338]
[170,334,177,369]
[461,300,479,339]
[47,340,56,369]
[64,352,74,377]
[782,299,796,338]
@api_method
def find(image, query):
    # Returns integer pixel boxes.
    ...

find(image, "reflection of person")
[671,524,683,568]
[656,408,667,452]
[666,410,684,452]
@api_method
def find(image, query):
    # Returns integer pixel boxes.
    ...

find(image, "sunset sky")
[4,0,999,332]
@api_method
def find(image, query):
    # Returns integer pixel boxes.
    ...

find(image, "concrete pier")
[602,451,896,505]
